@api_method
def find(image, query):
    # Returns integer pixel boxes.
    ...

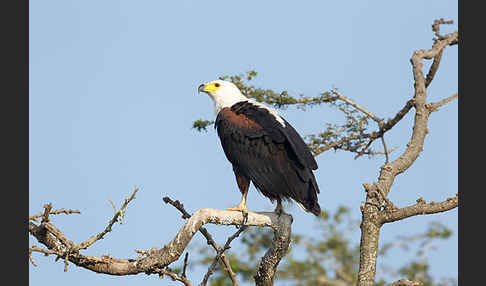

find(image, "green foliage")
[218,71,300,108]
[194,70,337,133]
[194,70,381,157]
[196,208,455,286]
[275,207,359,286]
[192,70,455,285]
[192,119,215,132]
[305,94,374,156]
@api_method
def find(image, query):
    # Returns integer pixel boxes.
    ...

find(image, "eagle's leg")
[274,198,285,216]
[226,192,248,213]
[226,172,249,215]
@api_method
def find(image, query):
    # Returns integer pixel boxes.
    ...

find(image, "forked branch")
[163,196,240,285]
[29,196,292,286]
[357,19,458,286]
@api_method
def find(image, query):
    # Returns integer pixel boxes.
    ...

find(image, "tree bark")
[254,214,293,286]
[356,26,458,286]
[30,208,293,285]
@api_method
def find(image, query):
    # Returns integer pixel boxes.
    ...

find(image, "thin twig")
[29,245,66,268]
[182,252,189,279]
[75,186,139,251]
[432,18,454,40]
[30,245,62,257]
[425,48,443,88]
[380,135,390,164]
[162,197,191,219]
[426,93,458,112]
[200,225,248,286]
[312,98,415,157]
[353,138,376,159]
[64,254,70,272]
[41,203,53,223]
[157,268,194,286]
[163,196,239,285]
[135,249,151,258]
[29,208,81,222]
[29,247,38,267]
[354,145,398,160]
[330,89,382,123]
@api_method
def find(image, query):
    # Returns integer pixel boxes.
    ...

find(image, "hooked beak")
[198,83,206,94]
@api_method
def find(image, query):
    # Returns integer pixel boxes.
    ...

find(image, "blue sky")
[29,1,457,285]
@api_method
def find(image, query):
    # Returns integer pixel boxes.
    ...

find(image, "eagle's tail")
[294,176,321,216]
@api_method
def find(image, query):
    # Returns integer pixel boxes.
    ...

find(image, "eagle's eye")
[214,83,220,87]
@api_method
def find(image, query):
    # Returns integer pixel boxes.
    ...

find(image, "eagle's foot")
[274,208,284,217]
[226,205,248,225]
[226,206,248,216]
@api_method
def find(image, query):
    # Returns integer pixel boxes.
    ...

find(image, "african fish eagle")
[198,80,321,216]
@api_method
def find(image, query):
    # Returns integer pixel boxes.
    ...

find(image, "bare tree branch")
[357,20,458,286]
[328,89,393,164]
[311,97,415,157]
[163,196,240,285]
[254,214,293,286]
[28,247,37,267]
[200,225,248,286]
[431,18,454,40]
[29,18,457,286]
[41,203,53,223]
[182,252,189,279]
[76,187,139,251]
[30,204,292,285]
[380,194,458,224]
[380,135,390,164]
[426,93,458,112]
[425,48,443,88]
[330,89,382,124]
[30,207,81,222]
[155,267,194,286]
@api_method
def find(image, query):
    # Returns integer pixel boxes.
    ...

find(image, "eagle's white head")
[198,79,286,126]
[198,80,248,115]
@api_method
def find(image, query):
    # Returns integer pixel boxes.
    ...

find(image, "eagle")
[198,80,321,216]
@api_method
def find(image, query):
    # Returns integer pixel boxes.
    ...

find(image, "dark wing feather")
[280,118,318,170]
[231,101,318,170]
[215,102,321,215]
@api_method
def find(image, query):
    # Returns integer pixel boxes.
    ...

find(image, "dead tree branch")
[200,225,248,286]
[163,196,240,285]
[254,214,293,286]
[310,97,415,158]
[330,89,382,124]
[426,93,458,112]
[30,207,81,222]
[76,187,139,251]
[356,20,458,286]
[30,200,292,286]
[29,18,457,286]
[380,194,458,224]
[155,267,194,286]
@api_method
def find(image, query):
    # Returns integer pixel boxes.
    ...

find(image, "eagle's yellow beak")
[198,82,220,94]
